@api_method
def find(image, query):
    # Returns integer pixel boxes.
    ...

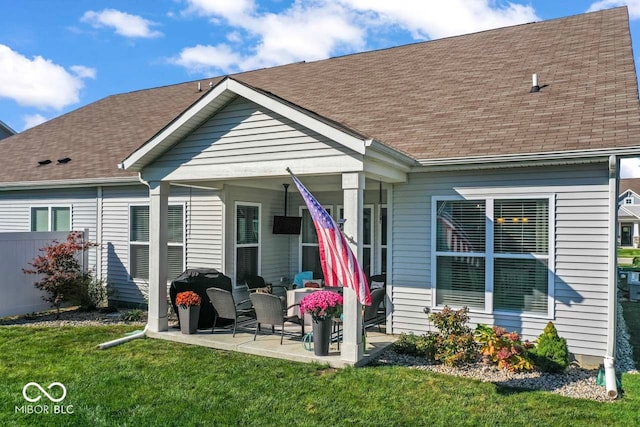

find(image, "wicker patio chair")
[249,292,304,344]
[363,288,386,333]
[206,287,254,337]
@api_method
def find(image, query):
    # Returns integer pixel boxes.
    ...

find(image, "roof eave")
[0,176,140,191]
[414,147,640,171]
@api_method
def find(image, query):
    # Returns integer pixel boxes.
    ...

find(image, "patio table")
[287,287,342,326]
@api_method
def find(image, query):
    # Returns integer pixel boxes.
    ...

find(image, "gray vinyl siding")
[0,187,99,271]
[154,97,354,170]
[101,185,223,305]
[391,163,611,358]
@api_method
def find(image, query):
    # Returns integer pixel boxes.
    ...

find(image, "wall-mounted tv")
[272,216,302,235]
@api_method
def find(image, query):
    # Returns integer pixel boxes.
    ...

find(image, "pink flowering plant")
[299,290,343,321]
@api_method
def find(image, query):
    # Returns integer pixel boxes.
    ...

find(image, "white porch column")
[341,172,365,364]
[634,223,639,248]
[148,181,169,332]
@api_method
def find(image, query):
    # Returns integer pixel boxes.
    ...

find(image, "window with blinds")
[434,198,551,316]
[236,204,260,284]
[435,200,486,308]
[129,205,184,281]
[494,199,549,314]
[31,206,71,231]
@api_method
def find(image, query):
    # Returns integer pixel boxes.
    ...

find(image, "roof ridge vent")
[37,159,51,166]
[530,73,540,93]
[57,157,71,164]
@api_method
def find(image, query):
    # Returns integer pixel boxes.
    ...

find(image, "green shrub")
[72,277,108,311]
[475,324,534,372]
[393,333,420,355]
[428,306,478,366]
[392,332,439,360]
[120,309,145,322]
[530,322,569,373]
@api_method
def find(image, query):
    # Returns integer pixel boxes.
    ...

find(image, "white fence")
[0,231,81,317]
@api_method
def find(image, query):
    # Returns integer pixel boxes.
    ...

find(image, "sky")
[2,0,640,176]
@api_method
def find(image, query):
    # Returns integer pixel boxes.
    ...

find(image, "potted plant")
[176,291,201,334]
[300,290,343,356]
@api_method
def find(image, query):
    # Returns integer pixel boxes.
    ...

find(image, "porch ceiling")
[171,174,392,192]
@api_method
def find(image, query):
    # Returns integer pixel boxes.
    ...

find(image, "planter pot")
[312,318,332,356]
[178,305,200,334]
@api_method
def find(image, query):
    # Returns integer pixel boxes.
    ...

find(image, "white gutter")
[96,325,148,350]
[606,155,619,399]
[0,176,139,191]
[417,147,640,168]
[365,138,418,167]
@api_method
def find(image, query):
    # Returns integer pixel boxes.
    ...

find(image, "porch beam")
[341,172,365,364]
[148,181,169,332]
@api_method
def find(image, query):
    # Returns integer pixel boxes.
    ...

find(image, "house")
[0,7,638,368]
[0,120,15,140]
[618,179,640,247]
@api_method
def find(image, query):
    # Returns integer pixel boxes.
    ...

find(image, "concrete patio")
[146,321,396,368]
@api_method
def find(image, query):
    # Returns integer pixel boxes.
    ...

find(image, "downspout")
[96,325,148,350]
[605,155,619,399]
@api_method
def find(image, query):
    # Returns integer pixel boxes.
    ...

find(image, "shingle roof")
[620,179,640,197]
[1,7,639,185]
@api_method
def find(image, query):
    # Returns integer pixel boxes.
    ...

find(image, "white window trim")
[378,204,387,275]
[29,205,72,232]
[128,203,186,282]
[431,195,555,319]
[234,201,261,287]
[299,204,332,273]
[625,197,634,205]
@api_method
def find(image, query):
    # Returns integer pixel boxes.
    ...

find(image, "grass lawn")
[618,248,640,259]
[1,327,640,426]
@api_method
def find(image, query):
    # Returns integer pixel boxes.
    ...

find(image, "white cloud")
[338,0,539,40]
[588,1,640,19]
[22,114,47,130]
[174,0,537,75]
[621,158,640,178]
[0,44,91,110]
[185,0,255,22]
[174,0,364,74]
[81,9,163,38]
[70,65,97,80]
[172,44,243,73]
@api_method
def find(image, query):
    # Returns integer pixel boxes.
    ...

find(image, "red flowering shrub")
[23,231,98,318]
[475,324,534,372]
[176,291,201,308]
[300,290,343,321]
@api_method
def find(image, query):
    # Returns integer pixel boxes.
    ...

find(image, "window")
[625,197,634,205]
[433,197,551,316]
[236,203,260,285]
[338,205,373,277]
[31,206,71,231]
[494,199,549,314]
[435,200,486,309]
[300,206,331,278]
[129,205,184,281]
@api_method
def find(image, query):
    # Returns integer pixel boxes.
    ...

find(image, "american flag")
[289,170,371,305]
